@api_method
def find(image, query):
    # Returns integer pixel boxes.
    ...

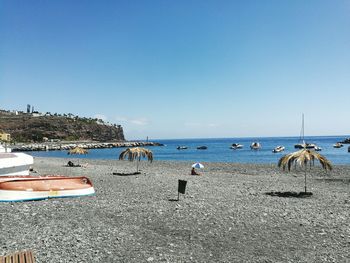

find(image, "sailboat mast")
[302,113,304,140]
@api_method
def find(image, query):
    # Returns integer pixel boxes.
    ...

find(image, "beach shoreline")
[1,157,349,262]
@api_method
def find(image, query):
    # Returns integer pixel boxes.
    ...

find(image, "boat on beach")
[272,146,285,153]
[0,152,34,176]
[230,143,243,149]
[250,142,261,150]
[0,175,95,202]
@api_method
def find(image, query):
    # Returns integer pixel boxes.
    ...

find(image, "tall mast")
[302,113,305,143]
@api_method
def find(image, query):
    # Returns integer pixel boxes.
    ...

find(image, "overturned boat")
[250,142,261,150]
[0,175,95,202]
[230,143,243,149]
[272,146,285,153]
[0,153,34,176]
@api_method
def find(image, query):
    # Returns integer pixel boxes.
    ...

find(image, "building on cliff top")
[0,132,11,142]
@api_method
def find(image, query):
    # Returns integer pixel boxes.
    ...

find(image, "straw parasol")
[278,149,332,193]
[119,147,153,172]
[68,147,88,155]
[67,147,88,165]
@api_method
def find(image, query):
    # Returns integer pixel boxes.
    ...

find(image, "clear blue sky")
[1,0,349,140]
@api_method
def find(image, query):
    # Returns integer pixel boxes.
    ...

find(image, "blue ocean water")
[28,136,350,164]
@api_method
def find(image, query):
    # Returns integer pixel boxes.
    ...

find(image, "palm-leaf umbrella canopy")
[278,149,332,192]
[68,147,88,155]
[119,147,153,172]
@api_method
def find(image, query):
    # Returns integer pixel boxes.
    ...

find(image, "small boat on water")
[272,146,285,153]
[333,142,343,148]
[294,142,317,149]
[176,146,188,150]
[0,175,95,202]
[340,138,350,144]
[0,152,34,176]
[348,146,350,153]
[314,146,322,151]
[250,142,261,150]
[197,146,207,150]
[230,143,243,149]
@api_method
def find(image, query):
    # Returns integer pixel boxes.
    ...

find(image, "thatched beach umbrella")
[67,147,88,165]
[119,147,153,172]
[68,147,88,155]
[278,149,332,193]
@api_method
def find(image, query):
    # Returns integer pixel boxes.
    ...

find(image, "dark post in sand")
[178,180,187,201]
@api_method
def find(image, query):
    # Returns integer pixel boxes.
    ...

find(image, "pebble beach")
[1,157,350,262]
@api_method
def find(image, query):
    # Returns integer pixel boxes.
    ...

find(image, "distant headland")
[0,105,125,143]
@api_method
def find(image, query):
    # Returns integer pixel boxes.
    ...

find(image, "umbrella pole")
[304,166,307,193]
[137,158,140,172]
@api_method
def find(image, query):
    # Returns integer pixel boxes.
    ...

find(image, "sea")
[28,136,350,165]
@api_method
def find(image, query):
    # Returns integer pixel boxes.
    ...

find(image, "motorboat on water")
[333,142,343,148]
[294,142,317,149]
[314,146,322,151]
[250,142,261,150]
[197,146,207,150]
[230,143,243,149]
[176,146,188,150]
[0,175,95,202]
[272,146,285,153]
[0,152,34,176]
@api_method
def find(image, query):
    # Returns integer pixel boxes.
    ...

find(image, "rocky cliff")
[0,112,125,142]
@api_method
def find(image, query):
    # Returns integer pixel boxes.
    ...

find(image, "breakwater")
[11,141,164,152]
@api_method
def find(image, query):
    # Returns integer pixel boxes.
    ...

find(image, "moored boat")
[0,175,95,202]
[196,146,207,150]
[294,142,316,149]
[314,146,322,151]
[176,146,188,150]
[333,142,343,148]
[230,143,243,149]
[272,146,285,153]
[250,142,261,150]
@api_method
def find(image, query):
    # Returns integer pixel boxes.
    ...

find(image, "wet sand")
[1,157,349,262]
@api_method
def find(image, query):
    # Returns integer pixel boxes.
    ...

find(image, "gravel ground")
[1,157,349,262]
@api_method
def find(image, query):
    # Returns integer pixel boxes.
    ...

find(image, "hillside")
[0,111,125,142]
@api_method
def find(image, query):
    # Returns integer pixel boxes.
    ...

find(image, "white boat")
[333,143,343,148]
[230,143,243,149]
[0,153,34,176]
[272,146,285,153]
[294,115,317,150]
[250,142,261,150]
[314,146,322,151]
[176,146,188,150]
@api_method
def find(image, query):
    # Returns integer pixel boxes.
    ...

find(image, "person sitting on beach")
[67,161,81,167]
[191,167,200,176]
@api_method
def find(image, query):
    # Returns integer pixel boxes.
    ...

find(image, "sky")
[1,0,349,140]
